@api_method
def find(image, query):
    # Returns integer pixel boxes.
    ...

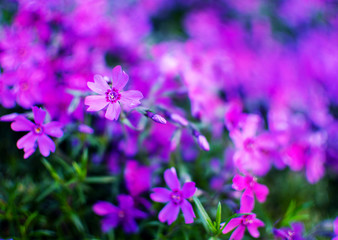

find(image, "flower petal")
[119,90,143,111]
[17,132,37,149]
[11,116,34,132]
[181,199,196,224]
[112,65,129,91]
[105,102,121,120]
[37,134,55,157]
[182,182,196,199]
[44,121,63,138]
[87,75,110,94]
[158,201,180,225]
[232,174,246,191]
[222,218,242,234]
[84,95,109,111]
[247,219,265,238]
[150,188,171,203]
[101,215,119,232]
[164,167,180,191]
[117,195,134,210]
[32,106,46,125]
[239,194,254,213]
[122,217,138,233]
[230,225,245,240]
[23,147,36,159]
[254,183,269,203]
[93,201,118,216]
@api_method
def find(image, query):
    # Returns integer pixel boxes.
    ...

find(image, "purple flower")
[333,217,338,240]
[125,160,151,196]
[273,222,305,240]
[10,106,63,158]
[232,174,269,203]
[84,66,143,121]
[93,195,147,233]
[222,195,265,240]
[150,167,196,225]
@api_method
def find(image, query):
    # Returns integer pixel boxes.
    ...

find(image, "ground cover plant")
[0,0,338,239]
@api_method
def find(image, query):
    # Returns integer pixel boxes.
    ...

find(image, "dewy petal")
[164,167,181,191]
[239,195,254,213]
[232,174,246,191]
[44,121,63,138]
[158,201,179,225]
[32,106,46,125]
[230,225,245,240]
[112,65,129,91]
[105,102,121,120]
[119,90,143,110]
[222,218,242,234]
[93,201,118,216]
[182,182,196,199]
[254,183,269,203]
[11,116,35,132]
[101,215,119,232]
[84,95,109,111]
[17,132,37,149]
[37,134,55,157]
[150,188,171,203]
[181,199,196,224]
[87,75,110,94]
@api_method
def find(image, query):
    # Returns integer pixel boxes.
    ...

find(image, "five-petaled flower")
[150,167,196,225]
[10,106,63,158]
[93,195,147,233]
[222,195,265,240]
[84,65,143,120]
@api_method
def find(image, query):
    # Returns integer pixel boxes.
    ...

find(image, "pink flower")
[84,66,143,120]
[125,160,151,196]
[150,167,196,225]
[333,217,338,240]
[10,106,63,158]
[222,195,265,240]
[232,174,269,203]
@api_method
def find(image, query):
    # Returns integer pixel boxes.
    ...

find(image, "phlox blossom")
[150,167,196,225]
[84,65,143,120]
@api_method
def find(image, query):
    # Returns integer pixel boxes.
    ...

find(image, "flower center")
[118,210,125,219]
[287,231,295,240]
[106,88,121,103]
[170,191,183,205]
[244,138,255,152]
[242,215,253,226]
[34,125,44,135]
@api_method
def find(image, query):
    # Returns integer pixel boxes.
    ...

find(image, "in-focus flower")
[222,195,265,240]
[232,174,269,203]
[93,195,147,233]
[273,222,305,240]
[84,65,143,120]
[150,167,196,225]
[10,106,63,158]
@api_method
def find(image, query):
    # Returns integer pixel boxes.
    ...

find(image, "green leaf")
[42,158,62,183]
[70,213,84,232]
[193,196,217,234]
[215,202,222,233]
[84,176,116,184]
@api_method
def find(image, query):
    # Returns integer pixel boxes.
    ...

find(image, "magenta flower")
[232,174,269,203]
[150,167,196,225]
[222,195,265,240]
[125,160,151,197]
[333,217,338,240]
[93,195,147,233]
[273,222,305,240]
[10,106,63,159]
[84,66,143,120]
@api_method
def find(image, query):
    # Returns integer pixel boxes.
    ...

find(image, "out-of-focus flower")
[10,106,63,158]
[273,222,305,240]
[125,160,151,196]
[232,174,269,203]
[78,124,94,134]
[150,167,196,225]
[222,195,265,240]
[85,66,143,120]
[93,195,147,233]
[333,217,338,240]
